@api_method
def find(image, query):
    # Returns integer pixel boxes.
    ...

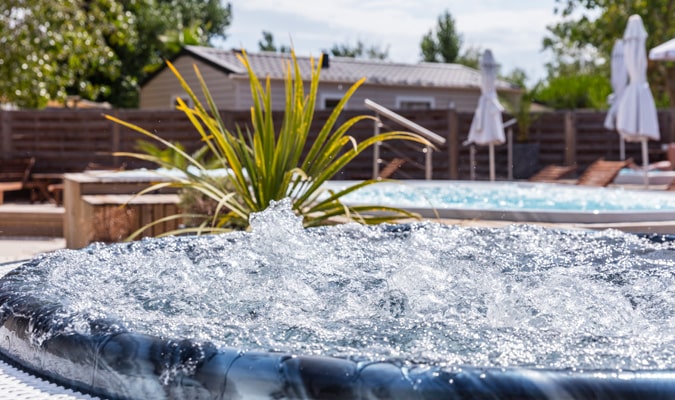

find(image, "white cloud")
[225,0,560,82]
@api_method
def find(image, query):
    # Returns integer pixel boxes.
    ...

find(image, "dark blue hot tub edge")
[2,308,675,399]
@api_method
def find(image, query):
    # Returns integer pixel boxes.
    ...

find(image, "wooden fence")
[1,108,674,180]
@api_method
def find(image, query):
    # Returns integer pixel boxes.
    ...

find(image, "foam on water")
[3,198,675,371]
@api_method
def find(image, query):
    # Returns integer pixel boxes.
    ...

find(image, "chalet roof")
[181,45,518,91]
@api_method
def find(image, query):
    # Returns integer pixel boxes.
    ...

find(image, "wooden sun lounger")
[576,158,632,187]
[529,164,577,182]
[0,157,35,204]
[378,158,406,179]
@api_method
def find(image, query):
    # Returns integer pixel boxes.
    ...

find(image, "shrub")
[107,50,430,234]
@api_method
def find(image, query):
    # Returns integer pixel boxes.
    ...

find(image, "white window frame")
[319,92,346,110]
[395,95,435,110]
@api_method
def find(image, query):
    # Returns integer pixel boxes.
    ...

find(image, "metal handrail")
[365,99,445,180]
[365,99,446,145]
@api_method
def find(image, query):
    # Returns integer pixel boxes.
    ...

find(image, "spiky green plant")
[107,49,430,234]
[134,140,218,170]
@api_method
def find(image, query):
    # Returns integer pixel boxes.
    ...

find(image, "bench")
[0,157,36,204]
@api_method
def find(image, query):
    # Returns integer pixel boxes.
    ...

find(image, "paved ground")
[0,237,66,265]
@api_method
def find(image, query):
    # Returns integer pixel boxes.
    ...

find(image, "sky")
[218,0,564,85]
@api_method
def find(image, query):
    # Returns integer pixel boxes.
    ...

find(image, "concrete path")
[0,237,66,264]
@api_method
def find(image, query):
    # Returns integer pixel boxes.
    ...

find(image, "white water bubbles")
[3,200,675,371]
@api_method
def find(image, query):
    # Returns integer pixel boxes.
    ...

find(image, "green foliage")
[169,0,231,41]
[455,46,482,69]
[257,31,290,53]
[108,50,429,233]
[0,0,132,108]
[177,176,245,230]
[420,10,462,63]
[0,0,232,109]
[534,68,611,110]
[134,140,217,170]
[544,0,675,107]
[98,0,233,107]
[500,68,535,141]
[330,40,390,60]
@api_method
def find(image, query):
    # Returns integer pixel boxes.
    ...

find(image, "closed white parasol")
[649,37,675,61]
[465,49,504,181]
[616,15,660,187]
[604,39,629,159]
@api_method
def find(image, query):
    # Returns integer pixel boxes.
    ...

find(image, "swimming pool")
[323,180,675,224]
[614,168,675,185]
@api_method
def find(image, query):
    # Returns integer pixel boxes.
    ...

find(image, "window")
[324,98,341,109]
[319,93,345,110]
[171,94,193,109]
[395,96,435,110]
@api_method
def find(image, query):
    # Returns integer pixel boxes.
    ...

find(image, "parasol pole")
[470,145,476,181]
[641,139,649,188]
[489,143,496,181]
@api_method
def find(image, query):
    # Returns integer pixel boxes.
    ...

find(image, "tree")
[544,0,675,107]
[257,31,289,53]
[169,0,231,42]
[535,49,612,110]
[0,0,133,108]
[104,0,233,107]
[420,10,462,63]
[0,0,232,109]
[534,70,611,110]
[455,45,482,69]
[329,40,389,60]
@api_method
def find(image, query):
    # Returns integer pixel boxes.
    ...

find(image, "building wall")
[140,55,519,112]
[140,56,240,109]
[321,83,485,112]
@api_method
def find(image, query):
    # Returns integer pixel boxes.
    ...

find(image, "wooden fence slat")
[1,108,673,180]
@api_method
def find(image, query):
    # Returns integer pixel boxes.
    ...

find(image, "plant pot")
[512,142,540,179]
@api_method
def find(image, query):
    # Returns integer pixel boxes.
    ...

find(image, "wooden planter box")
[79,194,181,246]
[62,172,180,248]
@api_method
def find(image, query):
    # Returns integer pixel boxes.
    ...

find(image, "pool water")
[324,180,675,223]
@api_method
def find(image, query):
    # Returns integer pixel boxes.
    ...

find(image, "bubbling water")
[4,198,675,371]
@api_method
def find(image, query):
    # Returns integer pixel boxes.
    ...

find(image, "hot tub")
[1,200,674,399]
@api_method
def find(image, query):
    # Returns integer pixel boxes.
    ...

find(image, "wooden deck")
[0,203,64,237]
